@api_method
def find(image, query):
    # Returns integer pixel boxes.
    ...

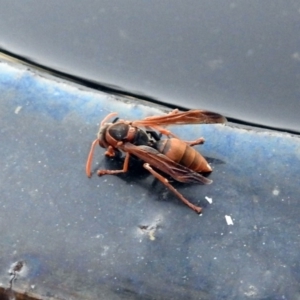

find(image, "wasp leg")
[143,163,202,214]
[182,137,205,146]
[105,145,116,157]
[97,152,130,176]
[86,139,100,177]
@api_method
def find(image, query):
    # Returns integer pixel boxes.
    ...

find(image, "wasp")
[86,109,226,213]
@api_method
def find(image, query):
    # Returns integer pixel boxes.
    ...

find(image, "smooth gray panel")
[0,1,299,132]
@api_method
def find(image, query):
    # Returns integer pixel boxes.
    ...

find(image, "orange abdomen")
[156,138,212,172]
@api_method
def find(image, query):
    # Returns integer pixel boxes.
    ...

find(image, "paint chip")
[225,215,234,225]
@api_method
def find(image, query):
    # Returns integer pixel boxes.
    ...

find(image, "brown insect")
[86,109,226,213]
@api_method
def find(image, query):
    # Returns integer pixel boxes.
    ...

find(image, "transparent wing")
[132,109,226,127]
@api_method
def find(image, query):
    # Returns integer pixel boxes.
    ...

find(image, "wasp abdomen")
[156,138,211,172]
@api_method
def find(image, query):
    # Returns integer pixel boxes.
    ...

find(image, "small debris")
[225,215,234,225]
[148,230,156,241]
[272,188,280,196]
[205,196,213,204]
[138,223,159,241]
[8,260,28,288]
[8,261,24,277]
[14,106,22,114]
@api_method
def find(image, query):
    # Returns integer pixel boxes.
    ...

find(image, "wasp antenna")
[86,139,100,177]
[101,112,118,127]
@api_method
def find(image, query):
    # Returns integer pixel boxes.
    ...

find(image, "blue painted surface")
[0,60,300,299]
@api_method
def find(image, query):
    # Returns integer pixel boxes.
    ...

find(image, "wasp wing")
[132,109,226,127]
[121,143,212,185]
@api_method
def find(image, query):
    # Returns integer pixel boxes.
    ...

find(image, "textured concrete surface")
[0,60,300,299]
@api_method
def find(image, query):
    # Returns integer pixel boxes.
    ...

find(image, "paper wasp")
[86,109,226,213]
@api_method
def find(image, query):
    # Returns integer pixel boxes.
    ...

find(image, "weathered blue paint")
[0,60,300,299]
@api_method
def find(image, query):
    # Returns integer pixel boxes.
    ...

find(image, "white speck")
[225,215,234,225]
[205,196,213,204]
[291,52,300,61]
[273,188,280,196]
[31,285,35,289]
[207,58,223,71]
[14,106,22,114]
[246,49,254,56]
[148,230,156,241]
[244,285,258,297]
[101,245,109,256]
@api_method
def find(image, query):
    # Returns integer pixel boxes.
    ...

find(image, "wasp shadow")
[91,154,151,182]
[205,156,226,166]
[91,154,217,210]
[93,154,216,183]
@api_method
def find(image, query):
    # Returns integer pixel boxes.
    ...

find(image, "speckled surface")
[0,60,300,299]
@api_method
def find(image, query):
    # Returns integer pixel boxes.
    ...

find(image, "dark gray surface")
[1,60,300,299]
[0,1,299,132]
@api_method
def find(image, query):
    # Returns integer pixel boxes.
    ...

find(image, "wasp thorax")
[108,123,130,140]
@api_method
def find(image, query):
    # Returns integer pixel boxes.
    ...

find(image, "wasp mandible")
[86,109,226,213]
